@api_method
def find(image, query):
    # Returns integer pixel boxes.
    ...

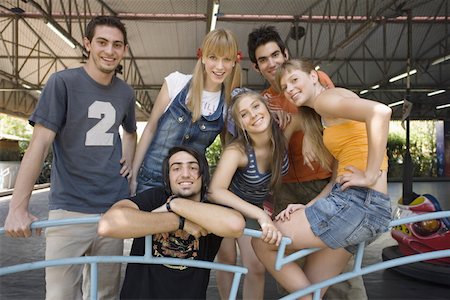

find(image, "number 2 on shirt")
[85,101,116,146]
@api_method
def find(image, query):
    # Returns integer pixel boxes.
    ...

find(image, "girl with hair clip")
[130,28,242,195]
[208,89,311,300]
[252,59,392,300]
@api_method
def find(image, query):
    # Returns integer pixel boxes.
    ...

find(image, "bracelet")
[178,216,185,230]
[166,195,177,212]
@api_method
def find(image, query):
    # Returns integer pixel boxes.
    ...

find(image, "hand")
[129,178,137,197]
[120,157,132,180]
[275,204,306,222]
[270,109,291,130]
[4,209,41,238]
[338,165,375,190]
[183,220,208,239]
[302,135,317,171]
[259,217,282,246]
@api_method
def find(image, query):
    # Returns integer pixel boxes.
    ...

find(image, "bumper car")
[382,193,450,285]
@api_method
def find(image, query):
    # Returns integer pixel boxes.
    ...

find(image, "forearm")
[122,131,137,166]
[10,153,45,211]
[169,198,244,238]
[131,127,155,180]
[98,201,179,238]
[208,189,268,223]
[10,134,51,212]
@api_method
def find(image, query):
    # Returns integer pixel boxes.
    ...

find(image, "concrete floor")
[1,182,449,299]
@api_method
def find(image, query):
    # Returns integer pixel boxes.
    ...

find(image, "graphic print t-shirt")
[120,187,223,299]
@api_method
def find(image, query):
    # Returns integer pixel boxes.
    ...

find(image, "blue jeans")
[305,183,391,254]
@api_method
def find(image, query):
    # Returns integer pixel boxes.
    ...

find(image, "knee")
[216,249,237,265]
[242,253,265,276]
[247,260,265,276]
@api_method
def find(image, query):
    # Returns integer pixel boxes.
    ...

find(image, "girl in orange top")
[252,59,392,300]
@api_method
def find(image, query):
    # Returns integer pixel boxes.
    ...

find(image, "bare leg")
[252,237,312,300]
[304,248,352,297]
[237,235,266,300]
[252,208,337,300]
[216,237,237,300]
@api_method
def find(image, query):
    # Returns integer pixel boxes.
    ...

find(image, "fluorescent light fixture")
[135,102,142,109]
[21,83,31,89]
[46,21,76,49]
[389,69,417,83]
[315,65,320,71]
[360,89,368,95]
[36,90,42,94]
[436,103,450,110]
[388,100,404,107]
[209,2,220,31]
[431,54,450,66]
[371,84,380,89]
[427,89,445,97]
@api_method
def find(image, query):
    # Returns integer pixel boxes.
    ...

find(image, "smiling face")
[168,151,202,201]
[203,54,234,90]
[234,93,271,134]
[280,69,317,107]
[254,41,288,87]
[84,25,127,76]
[200,28,238,91]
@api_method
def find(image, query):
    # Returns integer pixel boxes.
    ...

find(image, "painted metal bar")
[90,263,98,300]
[1,210,449,300]
[281,248,450,300]
[229,272,243,300]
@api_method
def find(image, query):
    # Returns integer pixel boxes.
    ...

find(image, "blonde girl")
[130,28,241,195]
[252,59,392,300]
[208,89,307,299]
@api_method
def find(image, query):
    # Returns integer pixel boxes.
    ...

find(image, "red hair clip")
[196,48,202,59]
[236,50,243,63]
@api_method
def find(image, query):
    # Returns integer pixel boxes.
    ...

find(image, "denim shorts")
[305,183,392,254]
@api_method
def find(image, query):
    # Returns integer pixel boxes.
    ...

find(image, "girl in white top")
[130,28,242,195]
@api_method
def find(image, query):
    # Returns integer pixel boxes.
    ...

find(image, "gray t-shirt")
[30,67,136,213]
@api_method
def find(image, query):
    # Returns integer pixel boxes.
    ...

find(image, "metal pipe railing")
[1,211,449,300]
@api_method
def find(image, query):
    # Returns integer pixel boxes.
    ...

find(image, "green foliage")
[387,133,405,178]
[0,114,51,183]
[205,136,222,167]
[387,121,438,178]
[0,114,32,140]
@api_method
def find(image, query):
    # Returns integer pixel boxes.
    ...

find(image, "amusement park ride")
[382,193,450,286]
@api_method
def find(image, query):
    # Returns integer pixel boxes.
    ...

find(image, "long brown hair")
[229,90,287,190]
[188,29,242,121]
[275,59,334,171]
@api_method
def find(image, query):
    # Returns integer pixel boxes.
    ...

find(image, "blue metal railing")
[1,211,449,300]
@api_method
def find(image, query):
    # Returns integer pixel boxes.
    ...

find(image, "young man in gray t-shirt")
[4,16,137,299]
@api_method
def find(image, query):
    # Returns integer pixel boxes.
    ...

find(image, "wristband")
[178,216,185,230]
[166,195,177,212]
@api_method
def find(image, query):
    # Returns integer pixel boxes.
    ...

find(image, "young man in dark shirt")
[98,146,245,299]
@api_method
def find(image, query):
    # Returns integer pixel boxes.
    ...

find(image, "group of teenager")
[4,15,392,300]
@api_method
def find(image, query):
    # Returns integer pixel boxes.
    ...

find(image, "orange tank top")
[323,120,388,177]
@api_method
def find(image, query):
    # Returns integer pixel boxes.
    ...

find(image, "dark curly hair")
[247,25,287,66]
[162,146,210,199]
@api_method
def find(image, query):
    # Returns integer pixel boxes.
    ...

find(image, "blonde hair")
[229,90,287,190]
[188,28,242,121]
[275,59,334,171]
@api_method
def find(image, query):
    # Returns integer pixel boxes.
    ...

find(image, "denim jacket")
[137,81,224,193]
